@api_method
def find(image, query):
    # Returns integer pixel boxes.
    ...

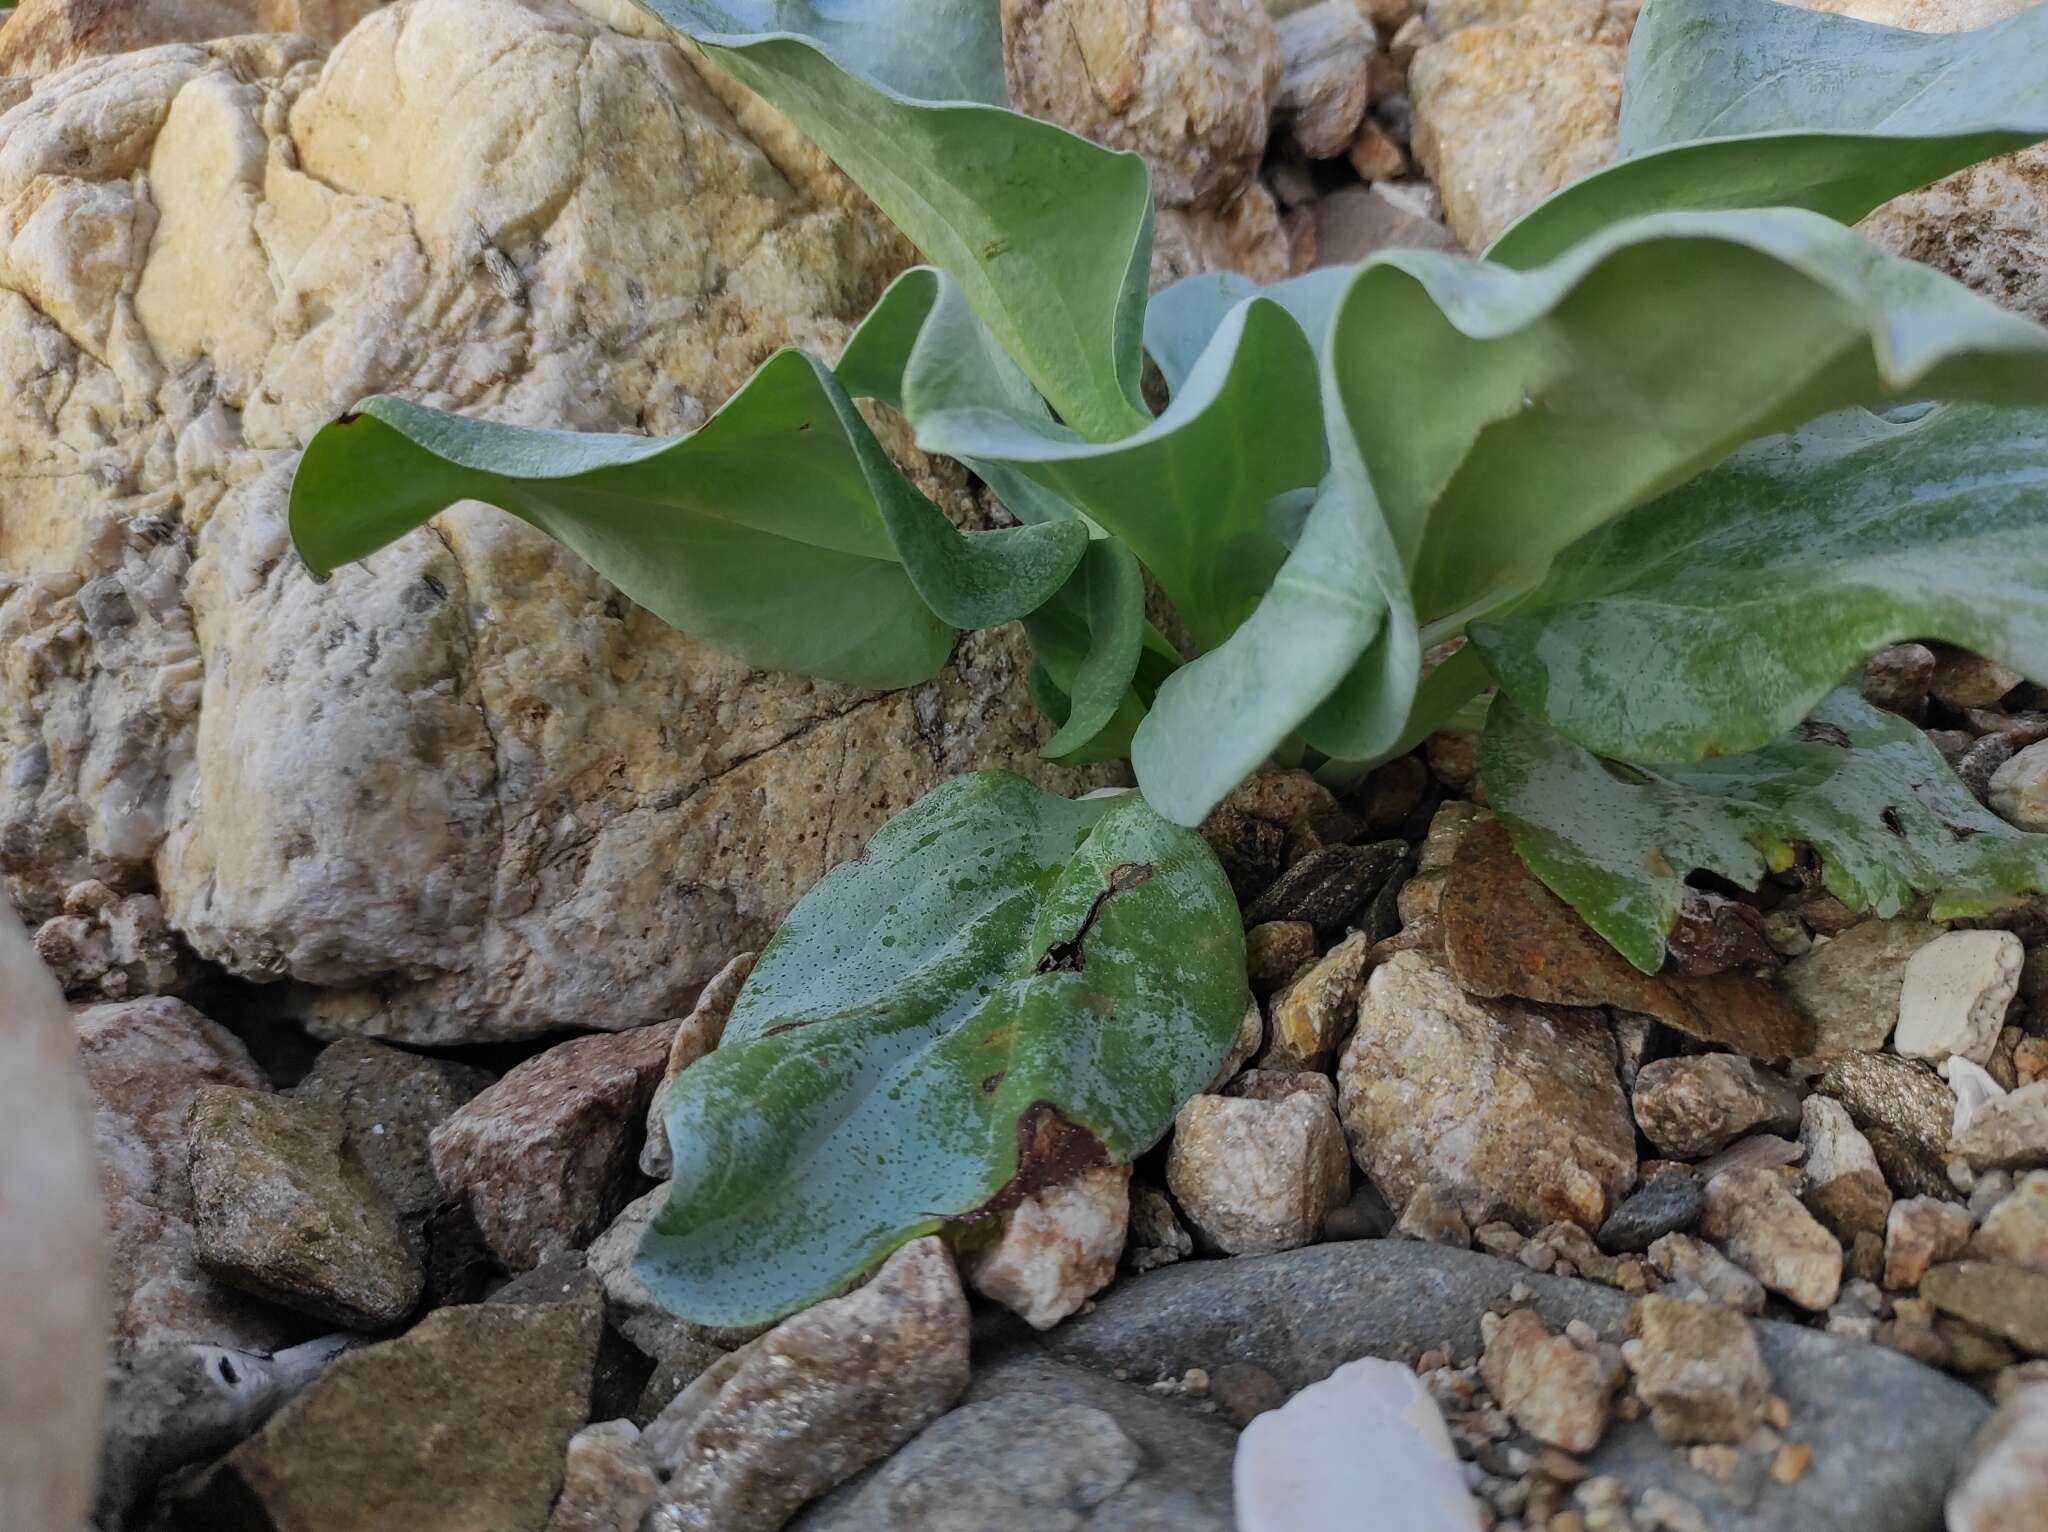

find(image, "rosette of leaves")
[288,0,2048,1309]
[293,0,2048,803]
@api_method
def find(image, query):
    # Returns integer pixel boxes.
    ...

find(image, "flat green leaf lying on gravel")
[287,365,1087,690]
[637,772,1248,1326]
[1484,690,2048,975]
[638,0,1153,441]
[1490,0,2048,267]
[1472,404,2048,765]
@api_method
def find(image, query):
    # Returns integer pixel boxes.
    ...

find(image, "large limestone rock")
[1000,0,1296,283]
[0,0,1120,1044]
[1409,0,1639,248]
[0,0,387,76]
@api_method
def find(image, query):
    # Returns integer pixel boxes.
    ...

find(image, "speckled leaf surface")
[638,0,1153,441]
[637,773,1248,1326]
[286,364,1086,690]
[1471,404,2048,764]
[1484,691,2048,974]
[1491,0,2048,266]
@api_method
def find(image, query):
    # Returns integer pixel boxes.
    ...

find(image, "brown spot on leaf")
[967,1101,1111,1217]
[1880,807,1906,837]
[1798,720,1852,749]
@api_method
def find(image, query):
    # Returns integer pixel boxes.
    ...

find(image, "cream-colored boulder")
[1408,0,1639,248]
[0,0,1120,1042]
[1001,0,1296,282]
[0,0,387,77]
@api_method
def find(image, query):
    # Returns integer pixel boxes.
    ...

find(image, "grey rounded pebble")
[1597,1168,1705,1255]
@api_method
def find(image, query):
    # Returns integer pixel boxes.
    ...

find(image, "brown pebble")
[1209,1361,1287,1427]
[1537,1447,1591,1485]
[1764,1395,1791,1430]
[1771,1442,1814,1485]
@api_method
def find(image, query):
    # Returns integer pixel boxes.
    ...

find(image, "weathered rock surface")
[1260,928,1370,1070]
[963,1164,1131,1331]
[1781,918,1942,1055]
[1885,1196,1974,1291]
[1893,929,2024,1065]
[1954,1079,2048,1171]
[644,1237,971,1531]
[188,1084,423,1327]
[1947,1381,2048,1532]
[0,0,385,75]
[31,879,195,998]
[792,1350,1236,1530]
[1815,1052,1956,1163]
[1597,1167,1704,1255]
[294,1037,491,1258]
[430,1021,674,1270]
[1990,740,2048,831]
[1442,821,1811,1057]
[546,1420,661,1532]
[1001,0,1279,211]
[1800,1095,1892,1240]
[1480,1306,1621,1451]
[170,1290,601,1529]
[1970,1170,2048,1272]
[1921,1260,2048,1356]
[1166,1080,1350,1254]
[1408,0,1638,248]
[0,0,1118,1047]
[1649,1232,1767,1315]
[1052,1240,1988,1532]
[76,995,300,1352]
[1623,1293,1771,1446]
[1632,1055,1803,1159]
[1338,950,1635,1232]
[1702,1167,1843,1312]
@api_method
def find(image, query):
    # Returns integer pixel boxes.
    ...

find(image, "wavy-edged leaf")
[1471,403,2048,764]
[640,0,1153,441]
[1343,208,2048,625]
[914,290,1326,649]
[1490,0,2048,267]
[1134,208,2048,810]
[1485,690,2048,974]
[636,771,1247,1325]
[287,359,1087,690]
[840,268,1164,760]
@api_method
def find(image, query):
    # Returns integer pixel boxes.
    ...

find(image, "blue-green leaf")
[637,772,1247,1325]
[287,359,1086,689]
[1485,689,2048,974]
[638,0,1153,441]
[1490,0,2048,267]
[1472,403,2048,764]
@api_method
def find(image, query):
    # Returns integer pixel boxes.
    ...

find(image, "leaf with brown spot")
[1481,690,2048,978]
[638,773,1246,1327]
